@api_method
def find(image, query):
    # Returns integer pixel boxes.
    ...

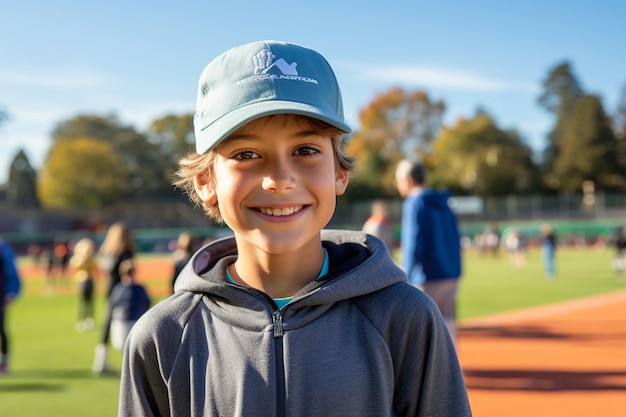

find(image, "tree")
[537,61,584,181]
[51,114,124,142]
[553,95,623,192]
[614,83,626,170]
[429,113,540,196]
[49,114,173,199]
[345,87,445,193]
[538,61,583,116]
[147,114,195,155]
[38,137,128,208]
[616,83,626,137]
[6,149,39,207]
[146,113,195,181]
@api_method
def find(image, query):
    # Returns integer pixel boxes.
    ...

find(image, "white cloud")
[337,62,536,93]
[0,68,111,89]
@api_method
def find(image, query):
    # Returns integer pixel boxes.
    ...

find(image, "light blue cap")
[194,40,351,154]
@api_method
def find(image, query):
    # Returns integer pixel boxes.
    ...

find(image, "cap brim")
[195,100,352,154]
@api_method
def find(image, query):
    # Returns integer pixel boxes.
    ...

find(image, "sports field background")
[0,246,624,416]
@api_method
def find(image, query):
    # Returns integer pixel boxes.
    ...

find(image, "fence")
[2,192,626,253]
[331,192,626,241]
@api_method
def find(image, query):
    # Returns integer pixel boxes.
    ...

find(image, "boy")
[93,259,151,375]
[108,259,151,351]
[119,40,471,416]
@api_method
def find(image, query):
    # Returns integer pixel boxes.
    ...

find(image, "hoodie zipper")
[244,288,287,415]
[273,308,286,417]
[273,309,284,337]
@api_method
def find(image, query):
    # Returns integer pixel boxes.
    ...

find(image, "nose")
[262,158,296,192]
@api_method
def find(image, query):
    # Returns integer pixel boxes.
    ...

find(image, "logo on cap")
[233,48,319,86]
[253,49,298,75]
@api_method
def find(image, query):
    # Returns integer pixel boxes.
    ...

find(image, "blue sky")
[1,1,625,182]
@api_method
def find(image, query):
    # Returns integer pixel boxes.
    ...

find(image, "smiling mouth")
[256,206,304,216]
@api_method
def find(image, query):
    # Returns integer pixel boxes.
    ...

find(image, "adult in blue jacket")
[395,159,462,342]
[0,238,22,375]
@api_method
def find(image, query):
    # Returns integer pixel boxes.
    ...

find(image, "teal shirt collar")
[227,248,329,309]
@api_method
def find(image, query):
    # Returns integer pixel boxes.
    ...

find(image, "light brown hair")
[173,115,355,223]
[98,222,136,256]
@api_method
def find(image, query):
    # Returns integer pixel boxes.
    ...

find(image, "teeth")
[258,206,302,216]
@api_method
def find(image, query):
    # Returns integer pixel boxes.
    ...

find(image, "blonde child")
[69,238,98,331]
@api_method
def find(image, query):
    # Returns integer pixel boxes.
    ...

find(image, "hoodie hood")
[418,189,452,209]
[173,229,407,308]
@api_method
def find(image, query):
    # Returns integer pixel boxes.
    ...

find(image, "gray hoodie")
[119,230,471,417]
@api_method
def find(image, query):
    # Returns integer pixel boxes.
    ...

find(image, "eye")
[294,146,320,156]
[233,150,259,160]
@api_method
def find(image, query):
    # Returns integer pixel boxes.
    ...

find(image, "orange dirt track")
[457,290,626,417]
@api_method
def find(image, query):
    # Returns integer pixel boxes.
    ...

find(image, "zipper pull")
[273,310,284,338]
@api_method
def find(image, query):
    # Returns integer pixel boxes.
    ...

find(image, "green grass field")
[1,247,624,416]
[458,246,624,318]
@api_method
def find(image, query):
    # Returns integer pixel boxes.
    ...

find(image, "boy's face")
[195,116,349,255]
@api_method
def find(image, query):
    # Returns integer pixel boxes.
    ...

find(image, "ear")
[194,175,217,205]
[334,169,350,196]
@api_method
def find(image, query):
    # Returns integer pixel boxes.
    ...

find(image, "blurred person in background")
[611,226,626,281]
[361,199,396,254]
[47,239,72,292]
[504,228,527,269]
[540,223,557,279]
[483,223,500,257]
[69,237,99,332]
[395,159,462,343]
[93,222,136,375]
[98,222,136,297]
[0,237,22,375]
[170,231,197,293]
[108,259,151,352]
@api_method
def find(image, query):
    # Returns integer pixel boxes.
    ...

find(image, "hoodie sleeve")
[398,292,471,416]
[119,292,200,417]
[1,242,21,300]
[352,283,472,416]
